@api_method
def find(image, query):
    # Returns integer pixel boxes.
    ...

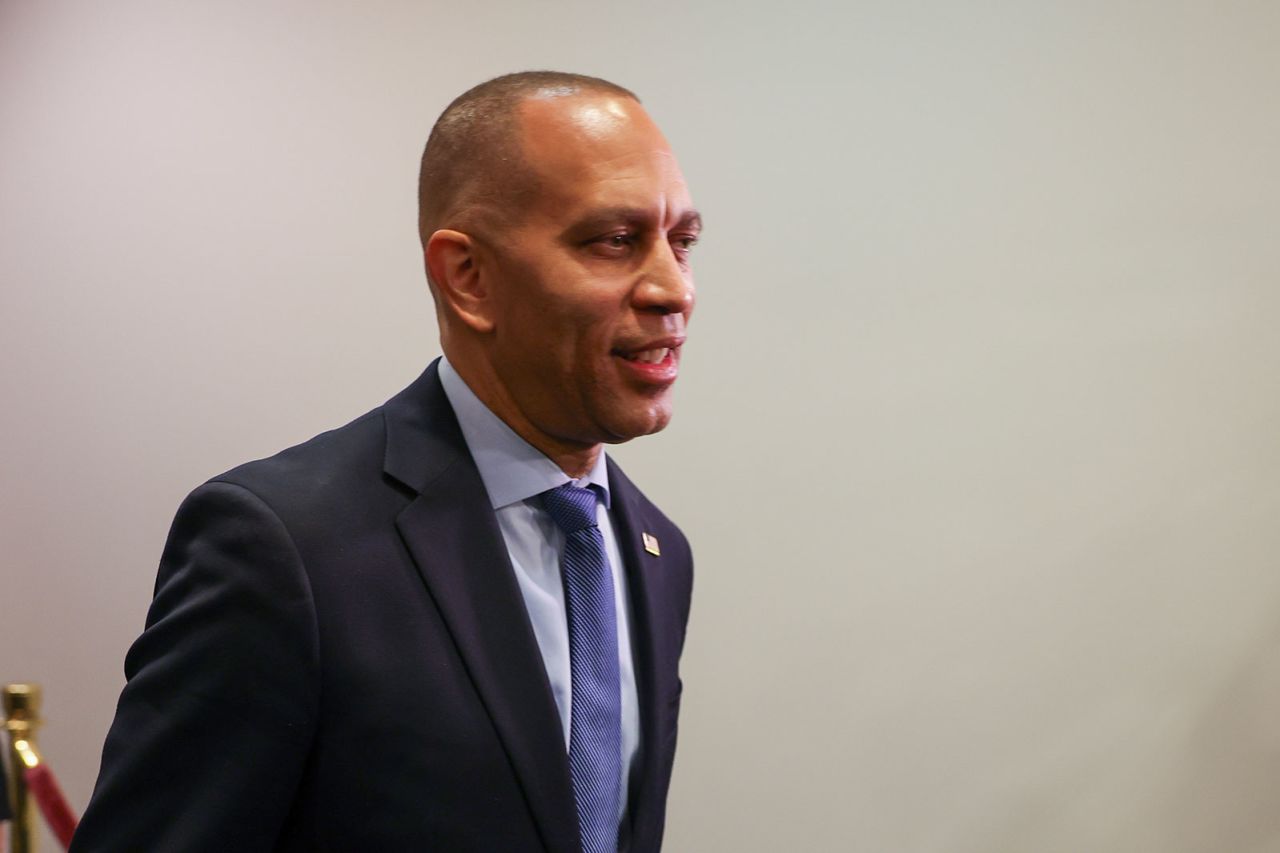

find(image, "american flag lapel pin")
[642,532,661,556]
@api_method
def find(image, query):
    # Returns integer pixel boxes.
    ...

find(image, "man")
[72,71,699,852]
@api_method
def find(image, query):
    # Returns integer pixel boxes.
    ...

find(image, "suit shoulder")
[204,407,392,517]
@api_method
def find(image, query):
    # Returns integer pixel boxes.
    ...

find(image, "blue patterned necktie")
[541,482,622,853]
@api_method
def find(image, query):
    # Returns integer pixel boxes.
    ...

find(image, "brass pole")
[3,683,42,853]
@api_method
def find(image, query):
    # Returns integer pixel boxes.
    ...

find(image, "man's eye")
[588,233,634,256]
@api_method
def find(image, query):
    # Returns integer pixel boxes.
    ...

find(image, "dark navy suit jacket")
[72,361,693,852]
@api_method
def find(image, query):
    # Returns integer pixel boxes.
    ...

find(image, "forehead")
[514,94,692,219]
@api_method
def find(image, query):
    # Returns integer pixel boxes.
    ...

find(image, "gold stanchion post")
[3,683,42,853]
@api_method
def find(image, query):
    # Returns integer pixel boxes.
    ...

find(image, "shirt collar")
[438,356,611,511]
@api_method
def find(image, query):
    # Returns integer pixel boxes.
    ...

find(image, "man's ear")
[425,229,495,333]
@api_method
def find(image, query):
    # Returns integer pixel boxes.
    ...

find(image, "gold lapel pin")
[642,532,661,556]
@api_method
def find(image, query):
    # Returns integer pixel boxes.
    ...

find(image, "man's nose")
[634,241,695,316]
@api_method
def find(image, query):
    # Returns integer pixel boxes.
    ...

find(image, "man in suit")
[72,71,699,852]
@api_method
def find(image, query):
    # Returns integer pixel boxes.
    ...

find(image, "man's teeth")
[623,348,670,364]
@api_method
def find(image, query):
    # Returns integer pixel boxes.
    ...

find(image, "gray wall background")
[3,1,1279,850]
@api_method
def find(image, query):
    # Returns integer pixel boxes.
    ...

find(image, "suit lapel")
[607,460,678,851]
[384,363,579,853]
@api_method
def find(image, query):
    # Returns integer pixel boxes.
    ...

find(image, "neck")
[542,443,601,481]
[445,352,601,480]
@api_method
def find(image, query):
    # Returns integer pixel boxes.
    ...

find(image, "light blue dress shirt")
[438,358,640,823]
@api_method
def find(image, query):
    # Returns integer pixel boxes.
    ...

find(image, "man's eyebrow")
[569,207,704,233]
[676,210,703,232]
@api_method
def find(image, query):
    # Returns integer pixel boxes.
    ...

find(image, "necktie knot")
[540,482,600,534]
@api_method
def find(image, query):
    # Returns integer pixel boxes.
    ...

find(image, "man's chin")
[598,403,674,445]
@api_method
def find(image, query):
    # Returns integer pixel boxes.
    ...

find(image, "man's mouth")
[620,347,672,364]
[613,336,685,362]
[612,338,684,384]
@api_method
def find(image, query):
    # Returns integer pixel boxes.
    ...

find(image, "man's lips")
[612,337,685,383]
[613,336,685,362]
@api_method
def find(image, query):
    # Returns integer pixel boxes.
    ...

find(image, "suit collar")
[382,360,463,494]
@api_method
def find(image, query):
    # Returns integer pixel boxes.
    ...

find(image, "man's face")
[479,94,700,449]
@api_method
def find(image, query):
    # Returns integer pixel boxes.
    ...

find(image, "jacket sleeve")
[72,481,320,852]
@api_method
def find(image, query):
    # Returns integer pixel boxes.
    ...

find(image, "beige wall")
[3,2,1279,850]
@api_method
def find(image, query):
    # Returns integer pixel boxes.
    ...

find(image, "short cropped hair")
[417,71,638,245]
